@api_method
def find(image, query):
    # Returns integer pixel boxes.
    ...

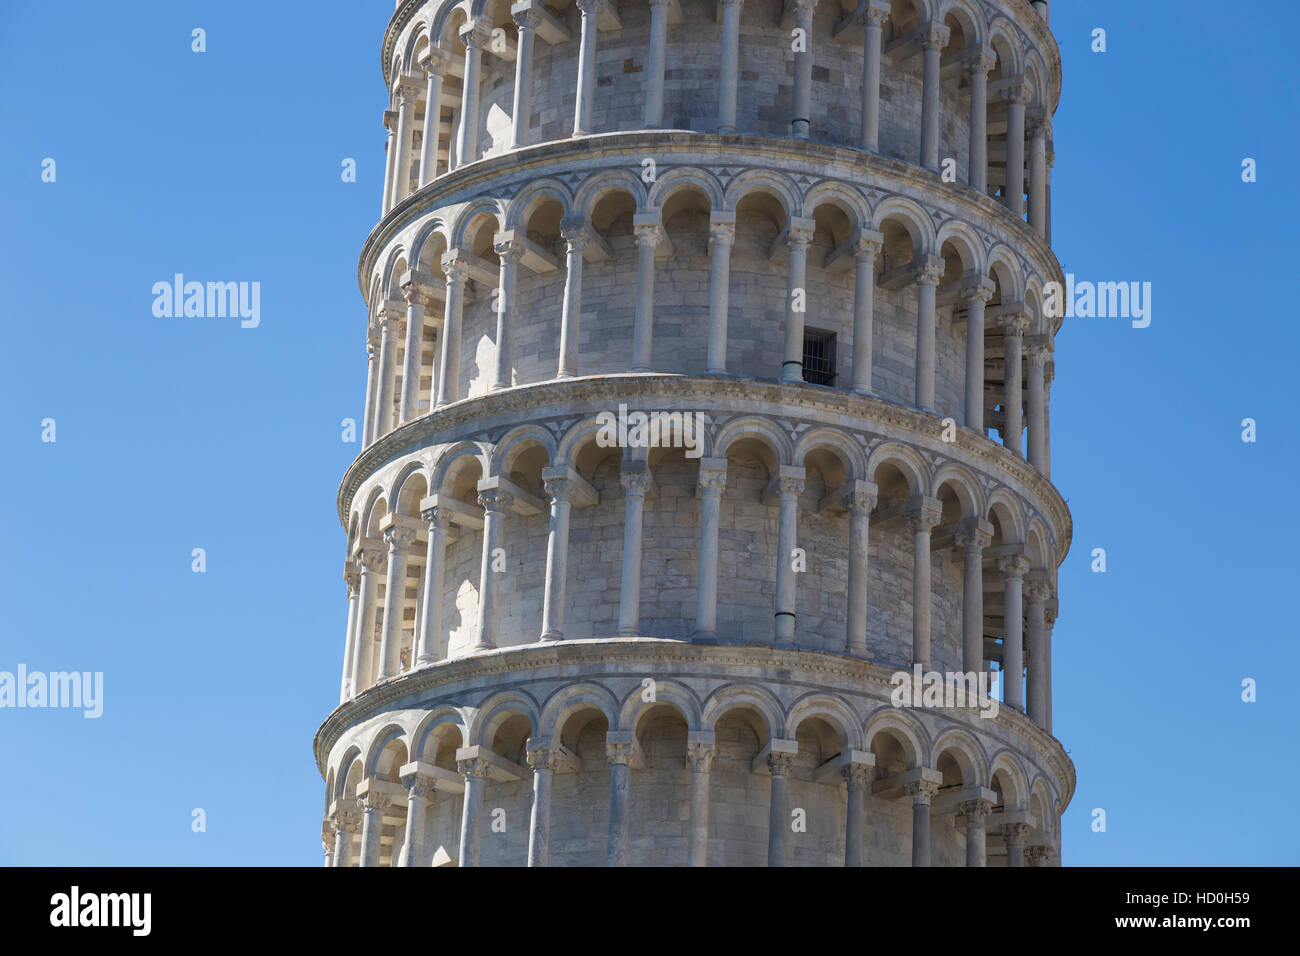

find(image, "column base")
[538,631,562,643]
[690,629,720,644]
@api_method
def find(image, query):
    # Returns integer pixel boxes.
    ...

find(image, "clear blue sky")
[0,0,1295,866]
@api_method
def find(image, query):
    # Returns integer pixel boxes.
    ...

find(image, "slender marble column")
[372,308,400,439]
[644,0,670,127]
[706,214,736,373]
[693,460,728,639]
[858,1,889,150]
[617,466,653,636]
[378,526,417,680]
[540,472,576,641]
[999,554,1029,710]
[919,22,950,170]
[851,231,882,394]
[1004,821,1028,868]
[339,569,360,703]
[1026,343,1049,472]
[606,738,635,866]
[436,256,469,407]
[1044,362,1054,479]
[914,256,943,412]
[846,481,877,655]
[961,799,991,867]
[473,484,513,651]
[1004,84,1029,216]
[358,787,392,867]
[418,51,448,185]
[510,9,538,148]
[557,218,586,377]
[352,547,386,692]
[781,218,815,382]
[956,526,991,674]
[963,281,993,430]
[1029,120,1049,236]
[766,750,795,866]
[398,277,427,423]
[965,50,993,192]
[457,757,489,867]
[906,779,938,867]
[361,325,379,447]
[573,0,600,135]
[526,746,558,866]
[905,498,942,666]
[415,505,450,666]
[399,772,433,867]
[1044,605,1056,734]
[492,233,523,389]
[390,80,420,210]
[456,23,489,168]
[843,762,872,867]
[717,0,744,132]
[380,110,398,217]
[1002,314,1028,456]
[1026,578,1050,727]
[790,0,816,139]
[332,803,361,867]
[630,216,661,371]
[773,467,805,646]
[686,739,715,866]
[322,820,336,867]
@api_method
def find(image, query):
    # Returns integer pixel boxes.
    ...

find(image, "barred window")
[802,330,836,386]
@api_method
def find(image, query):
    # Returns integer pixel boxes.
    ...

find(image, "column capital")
[1025,342,1051,368]
[400,269,436,304]
[526,747,562,773]
[786,216,816,246]
[853,228,884,259]
[394,76,423,105]
[708,212,737,244]
[686,740,716,773]
[848,479,878,515]
[903,495,943,532]
[961,277,996,305]
[913,254,944,286]
[959,798,994,820]
[400,771,435,799]
[559,216,588,249]
[476,485,515,514]
[920,20,951,49]
[333,801,362,833]
[493,230,525,263]
[953,520,993,553]
[1002,80,1031,106]
[998,553,1031,580]
[440,251,472,284]
[355,546,388,575]
[1000,312,1031,337]
[767,751,796,776]
[459,20,492,50]
[1026,575,1054,605]
[696,458,728,495]
[904,778,940,804]
[841,761,874,790]
[772,464,806,499]
[420,502,454,531]
[382,109,399,132]
[858,0,891,28]
[620,469,655,496]
[512,5,542,30]
[1025,844,1056,866]
[1002,820,1030,841]
[541,464,599,507]
[321,818,337,845]
[419,46,455,77]
[632,213,663,247]
[362,789,393,813]
[963,46,996,76]
[457,756,491,778]
[344,564,360,593]
[606,739,637,766]
[383,525,418,551]
[1028,117,1052,142]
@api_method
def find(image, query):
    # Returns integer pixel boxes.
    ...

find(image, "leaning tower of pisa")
[317,0,1071,867]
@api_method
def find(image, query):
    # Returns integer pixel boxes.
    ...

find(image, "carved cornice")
[312,638,1076,815]
[336,374,1072,563]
